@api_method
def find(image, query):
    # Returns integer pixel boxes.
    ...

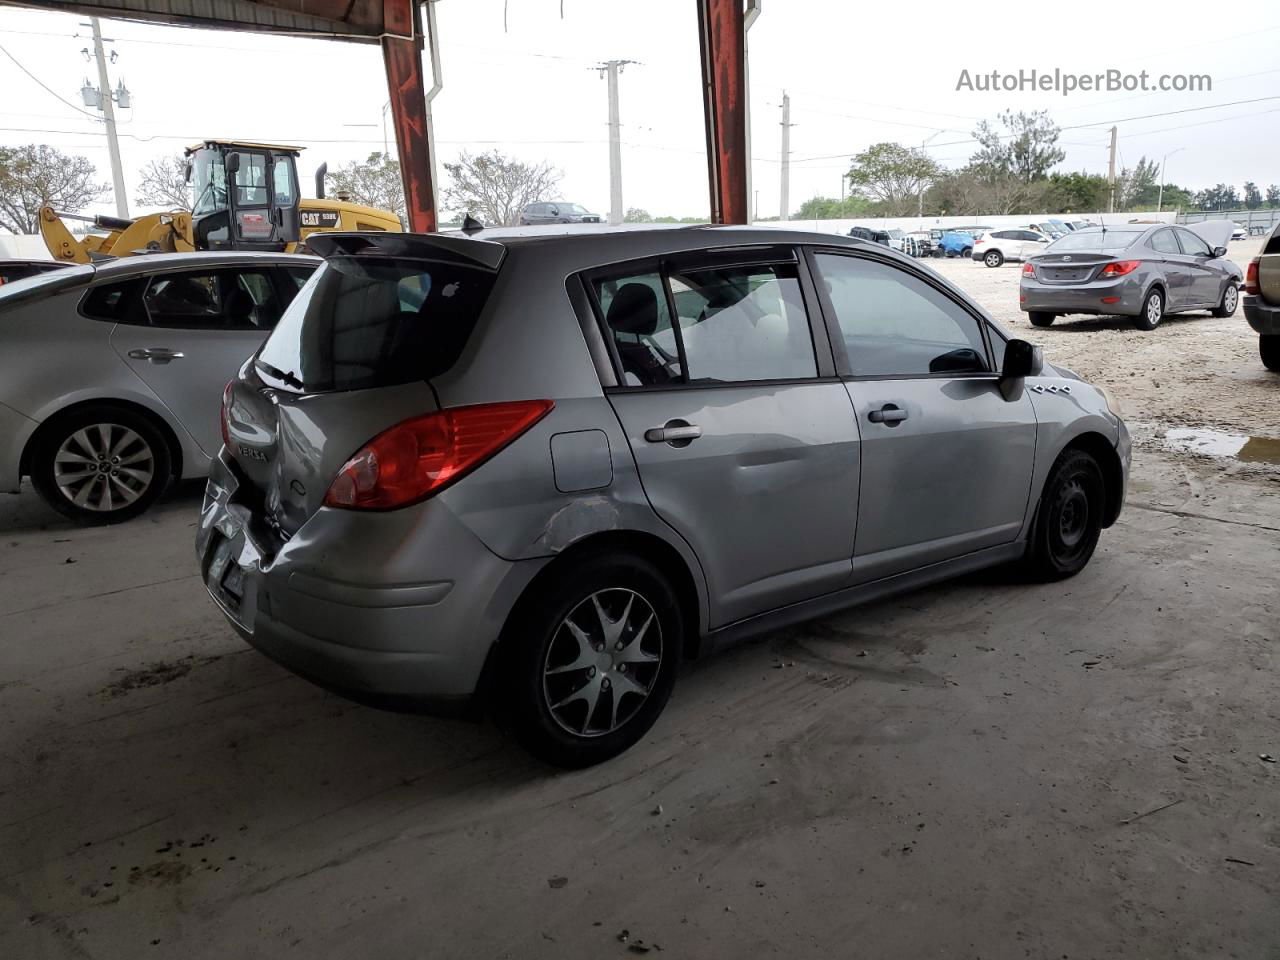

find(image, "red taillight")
[1021,262,1036,277]
[1245,257,1260,296]
[1101,296,1121,304]
[220,380,235,451]
[1097,260,1141,278]
[324,400,554,510]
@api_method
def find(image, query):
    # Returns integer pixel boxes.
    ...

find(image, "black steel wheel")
[1026,448,1105,581]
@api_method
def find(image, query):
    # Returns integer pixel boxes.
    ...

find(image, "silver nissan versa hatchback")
[200,226,1130,767]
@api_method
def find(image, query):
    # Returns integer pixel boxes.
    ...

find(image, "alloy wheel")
[52,423,155,512]
[541,588,663,738]
[1223,285,1238,314]
[1146,293,1162,326]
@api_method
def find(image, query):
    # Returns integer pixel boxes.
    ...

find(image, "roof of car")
[88,250,320,279]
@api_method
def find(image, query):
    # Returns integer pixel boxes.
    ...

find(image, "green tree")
[1243,181,1263,209]
[623,207,651,223]
[136,154,191,211]
[441,150,561,227]
[1115,156,1161,211]
[970,110,1065,183]
[1155,184,1195,211]
[1267,184,1280,208]
[1046,170,1109,212]
[325,152,406,226]
[845,143,942,216]
[794,195,874,220]
[0,144,107,234]
[1194,184,1240,211]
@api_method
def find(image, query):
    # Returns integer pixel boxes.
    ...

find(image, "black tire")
[1026,448,1105,582]
[961,247,973,259]
[1028,311,1056,328]
[1261,335,1280,372]
[1211,283,1239,318]
[29,405,171,525]
[1133,288,1164,331]
[983,250,1004,268]
[497,550,682,768]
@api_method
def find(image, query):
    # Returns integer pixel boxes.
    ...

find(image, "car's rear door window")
[256,255,496,392]
[142,269,283,329]
[812,252,989,378]
[1151,229,1181,255]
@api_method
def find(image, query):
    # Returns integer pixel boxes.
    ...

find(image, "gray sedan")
[201,226,1130,767]
[1020,221,1242,330]
[0,252,318,523]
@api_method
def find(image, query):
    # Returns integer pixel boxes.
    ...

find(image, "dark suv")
[1244,221,1280,370]
[519,202,602,226]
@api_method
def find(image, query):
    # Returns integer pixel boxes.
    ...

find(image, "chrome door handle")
[644,423,702,444]
[868,404,908,425]
[128,348,185,364]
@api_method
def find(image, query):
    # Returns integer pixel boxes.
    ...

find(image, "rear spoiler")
[305,232,507,271]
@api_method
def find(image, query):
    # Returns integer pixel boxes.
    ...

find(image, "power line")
[0,43,102,121]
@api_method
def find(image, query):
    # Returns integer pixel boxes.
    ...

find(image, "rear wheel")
[1211,283,1239,318]
[983,250,1004,268]
[30,406,171,525]
[1261,335,1280,372]
[961,247,973,259]
[1028,311,1056,327]
[1026,448,1105,581]
[1133,288,1164,331]
[498,551,681,767]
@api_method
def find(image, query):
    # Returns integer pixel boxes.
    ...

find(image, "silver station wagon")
[201,226,1130,766]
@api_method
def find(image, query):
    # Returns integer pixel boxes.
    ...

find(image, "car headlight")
[1098,385,1123,418]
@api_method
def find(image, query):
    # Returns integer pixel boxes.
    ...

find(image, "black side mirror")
[1002,338,1044,379]
[1212,246,1227,259]
[182,160,192,184]
[225,152,241,176]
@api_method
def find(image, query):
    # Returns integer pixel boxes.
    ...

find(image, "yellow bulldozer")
[40,140,403,263]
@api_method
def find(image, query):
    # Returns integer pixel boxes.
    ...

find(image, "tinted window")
[234,153,269,206]
[143,270,283,329]
[668,262,816,382]
[1175,228,1211,256]
[285,266,315,291]
[1021,231,1046,242]
[595,271,682,386]
[81,278,147,323]
[272,160,297,206]
[1150,229,1181,255]
[991,231,1013,240]
[257,256,495,392]
[814,253,988,378]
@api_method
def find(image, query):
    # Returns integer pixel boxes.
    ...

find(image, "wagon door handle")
[868,404,908,425]
[645,421,701,445]
[128,348,185,364]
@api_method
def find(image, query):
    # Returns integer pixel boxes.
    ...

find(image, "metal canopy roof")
[0,0,392,41]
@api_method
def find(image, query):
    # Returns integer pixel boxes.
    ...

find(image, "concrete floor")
[2,444,1278,958]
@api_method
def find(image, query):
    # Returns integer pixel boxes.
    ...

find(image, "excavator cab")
[185,141,302,252]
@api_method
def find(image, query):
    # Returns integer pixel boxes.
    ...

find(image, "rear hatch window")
[256,256,496,392]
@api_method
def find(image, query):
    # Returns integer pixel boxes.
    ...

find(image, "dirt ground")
[1,240,1278,960]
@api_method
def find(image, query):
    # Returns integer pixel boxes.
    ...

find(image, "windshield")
[1047,229,1144,252]
[191,148,226,216]
[567,204,589,214]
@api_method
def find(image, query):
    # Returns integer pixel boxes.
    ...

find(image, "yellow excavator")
[40,140,403,263]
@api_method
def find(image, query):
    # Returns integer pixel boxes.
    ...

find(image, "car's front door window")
[813,253,988,377]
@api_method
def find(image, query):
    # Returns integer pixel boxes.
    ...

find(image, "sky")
[1,0,1278,224]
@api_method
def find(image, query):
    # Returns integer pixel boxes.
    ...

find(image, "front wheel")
[1261,335,1280,372]
[29,406,171,525]
[498,551,682,767]
[1026,448,1105,581]
[1133,288,1164,331]
[1027,311,1056,328]
[984,250,1004,268]
[1211,283,1239,318]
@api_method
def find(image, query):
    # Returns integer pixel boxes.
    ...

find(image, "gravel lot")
[2,236,1277,960]
[930,237,1280,444]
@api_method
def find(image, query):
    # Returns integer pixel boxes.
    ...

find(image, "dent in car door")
[591,254,859,628]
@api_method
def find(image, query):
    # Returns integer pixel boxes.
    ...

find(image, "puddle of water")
[1163,428,1280,465]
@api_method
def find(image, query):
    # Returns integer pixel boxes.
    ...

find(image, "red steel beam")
[696,0,748,224]
[382,0,436,232]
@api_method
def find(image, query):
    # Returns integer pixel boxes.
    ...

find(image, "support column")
[382,0,436,232]
[696,0,747,224]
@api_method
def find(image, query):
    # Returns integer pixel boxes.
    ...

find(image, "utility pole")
[596,60,635,226]
[779,91,792,221]
[88,17,129,218]
[1106,125,1118,215]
